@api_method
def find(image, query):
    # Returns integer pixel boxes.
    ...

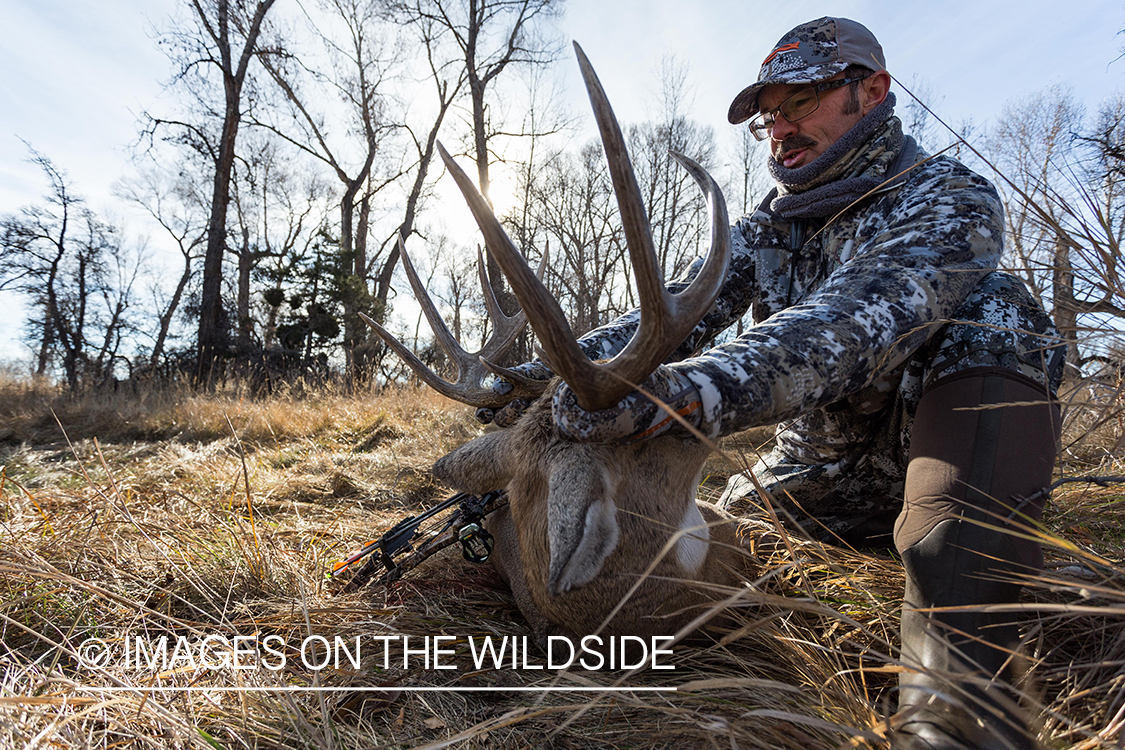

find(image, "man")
[481,17,1063,750]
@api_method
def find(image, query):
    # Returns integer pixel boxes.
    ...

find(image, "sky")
[1,0,1123,363]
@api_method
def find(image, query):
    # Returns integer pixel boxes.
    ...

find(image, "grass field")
[1,376,1123,749]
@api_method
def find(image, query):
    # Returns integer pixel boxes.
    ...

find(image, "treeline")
[1,1,1122,391]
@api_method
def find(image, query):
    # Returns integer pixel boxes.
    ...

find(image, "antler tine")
[607,150,730,367]
[478,244,551,394]
[358,233,544,408]
[573,42,666,327]
[475,244,549,361]
[435,47,731,414]
[664,150,731,321]
[396,234,473,373]
[598,150,730,407]
[358,311,483,404]
[436,141,592,388]
[435,52,730,414]
[561,45,731,411]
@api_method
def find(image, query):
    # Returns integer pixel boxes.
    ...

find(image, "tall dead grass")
[1,376,1122,749]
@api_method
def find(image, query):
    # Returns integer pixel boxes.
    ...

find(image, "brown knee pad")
[896,368,1061,562]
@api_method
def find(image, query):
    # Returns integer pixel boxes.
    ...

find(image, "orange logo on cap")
[762,42,800,67]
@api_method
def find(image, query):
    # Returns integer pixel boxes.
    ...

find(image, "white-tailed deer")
[362,44,753,645]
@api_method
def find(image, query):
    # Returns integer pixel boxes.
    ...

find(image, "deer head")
[361,43,748,642]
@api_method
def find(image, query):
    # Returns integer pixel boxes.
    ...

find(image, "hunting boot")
[893,368,1061,750]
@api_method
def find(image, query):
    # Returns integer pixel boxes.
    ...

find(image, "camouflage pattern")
[564,116,1065,539]
[720,272,1064,541]
[477,360,554,427]
[553,365,702,443]
[728,17,886,124]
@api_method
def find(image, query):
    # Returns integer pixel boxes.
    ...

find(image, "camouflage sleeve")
[676,159,1005,438]
[574,224,759,362]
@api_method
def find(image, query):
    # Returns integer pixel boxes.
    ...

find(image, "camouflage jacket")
[574,117,1006,462]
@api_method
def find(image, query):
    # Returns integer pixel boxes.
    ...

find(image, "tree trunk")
[36,309,52,376]
[150,250,193,368]
[195,0,277,387]
[236,224,252,350]
[339,178,365,380]
[1052,235,1082,368]
[198,91,241,385]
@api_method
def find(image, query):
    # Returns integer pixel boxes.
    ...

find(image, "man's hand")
[552,365,703,443]
[475,360,554,427]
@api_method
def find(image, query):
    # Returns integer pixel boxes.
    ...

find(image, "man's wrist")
[552,366,703,443]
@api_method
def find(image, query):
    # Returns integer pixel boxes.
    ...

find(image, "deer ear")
[546,455,619,596]
[432,431,515,494]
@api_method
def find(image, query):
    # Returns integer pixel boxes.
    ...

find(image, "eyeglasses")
[748,75,869,141]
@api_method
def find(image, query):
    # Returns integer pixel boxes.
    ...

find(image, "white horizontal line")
[73,686,677,693]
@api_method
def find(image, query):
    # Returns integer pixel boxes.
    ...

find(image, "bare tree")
[1,150,79,375]
[1,150,142,387]
[229,137,329,353]
[1077,91,1125,255]
[390,0,564,200]
[628,57,717,283]
[371,4,467,343]
[899,74,943,146]
[255,0,408,379]
[990,85,1125,370]
[727,124,769,220]
[508,59,717,337]
[991,86,1085,366]
[147,0,279,384]
[116,162,209,368]
[523,141,626,335]
[946,116,978,163]
[500,61,572,256]
[387,0,565,318]
[488,58,574,362]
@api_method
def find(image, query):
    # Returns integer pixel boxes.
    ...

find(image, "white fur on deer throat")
[675,479,710,575]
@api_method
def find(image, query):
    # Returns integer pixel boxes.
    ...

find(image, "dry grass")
[1,378,1123,749]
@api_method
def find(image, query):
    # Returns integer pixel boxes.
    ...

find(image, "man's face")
[757,74,866,169]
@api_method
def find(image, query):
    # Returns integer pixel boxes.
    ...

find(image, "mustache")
[775,135,817,158]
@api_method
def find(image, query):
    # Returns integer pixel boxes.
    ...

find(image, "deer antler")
[437,42,731,412]
[358,234,549,408]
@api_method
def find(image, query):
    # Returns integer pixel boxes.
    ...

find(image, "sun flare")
[485,166,522,219]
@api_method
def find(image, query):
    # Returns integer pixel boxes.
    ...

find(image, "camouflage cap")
[727,17,886,125]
